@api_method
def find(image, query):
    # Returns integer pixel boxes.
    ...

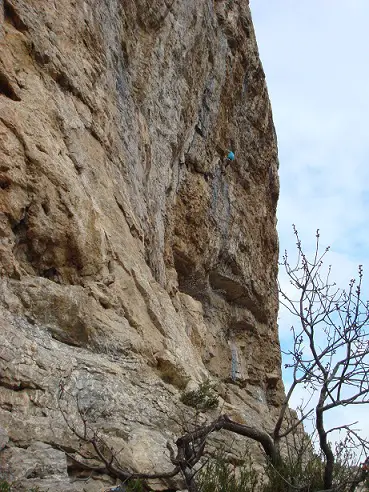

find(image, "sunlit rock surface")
[0,0,282,489]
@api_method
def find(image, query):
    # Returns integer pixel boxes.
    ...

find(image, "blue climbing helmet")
[227,151,235,161]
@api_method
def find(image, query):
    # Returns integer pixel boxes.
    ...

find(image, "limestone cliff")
[0,0,282,490]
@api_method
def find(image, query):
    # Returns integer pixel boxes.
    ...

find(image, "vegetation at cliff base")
[56,229,369,492]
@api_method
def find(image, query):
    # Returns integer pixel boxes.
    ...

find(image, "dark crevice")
[53,71,74,93]
[25,471,39,479]
[88,125,105,146]
[173,250,208,301]
[0,71,21,101]
[50,330,86,348]
[69,154,83,174]
[31,45,51,66]
[0,402,13,412]
[121,40,129,66]
[40,267,61,283]
[0,378,44,392]
[50,70,95,113]
[98,297,111,309]
[66,459,98,479]
[11,211,28,236]
[0,174,11,189]
[11,209,34,264]
[65,234,84,272]
[4,0,28,31]
[41,201,50,215]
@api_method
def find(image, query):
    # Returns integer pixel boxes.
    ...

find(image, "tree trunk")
[316,405,334,490]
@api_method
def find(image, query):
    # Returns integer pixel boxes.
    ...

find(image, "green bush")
[263,455,324,492]
[180,380,219,411]
[0,481,46,492]
[196,445,365,492]
[125,480,144,492]
[0,481,11,492]
[197,450,260,492]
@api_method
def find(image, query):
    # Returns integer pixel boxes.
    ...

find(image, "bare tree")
[279,227,369,490]
[57,385,276,492]
[57,228,369,491]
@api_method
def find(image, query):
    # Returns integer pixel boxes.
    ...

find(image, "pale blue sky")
[251,1,369,452]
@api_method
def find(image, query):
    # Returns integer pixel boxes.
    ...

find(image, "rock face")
[0,0,281,490]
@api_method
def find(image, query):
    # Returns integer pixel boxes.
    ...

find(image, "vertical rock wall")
[0,0,282,490]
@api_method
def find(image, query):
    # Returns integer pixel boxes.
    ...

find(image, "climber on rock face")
[223,150,235,170]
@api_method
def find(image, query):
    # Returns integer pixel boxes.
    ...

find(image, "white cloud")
[251,0,369,447]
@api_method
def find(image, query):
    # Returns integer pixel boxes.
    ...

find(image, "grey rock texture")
[0,0,281,489]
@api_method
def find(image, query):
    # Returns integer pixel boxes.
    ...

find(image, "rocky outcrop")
[0,0,281,489]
